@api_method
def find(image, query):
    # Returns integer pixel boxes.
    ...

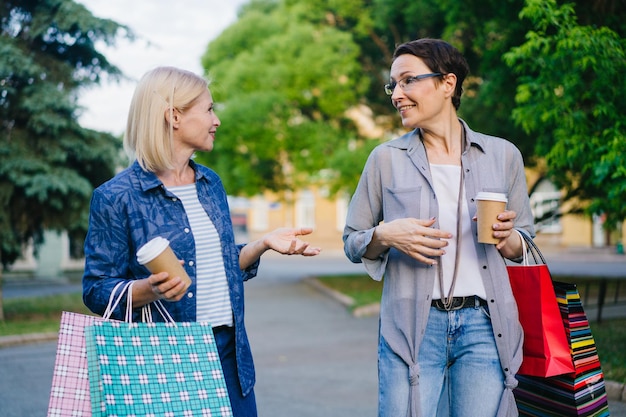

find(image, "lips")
[397,104,416,113]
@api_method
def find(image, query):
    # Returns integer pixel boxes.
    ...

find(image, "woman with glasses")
[343,38,534,416]
[83,66,321,417]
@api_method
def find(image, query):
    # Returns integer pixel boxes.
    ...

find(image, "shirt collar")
[387,119,487,154]
[132,159,208,192]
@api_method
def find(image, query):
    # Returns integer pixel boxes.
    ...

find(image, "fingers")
[285,240,321,256]
[295,227,314,236]
[149,273,186,301]
[493,210,516,247]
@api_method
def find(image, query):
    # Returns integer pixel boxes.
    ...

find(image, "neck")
[158,161,195,187]
[421,120,464,165]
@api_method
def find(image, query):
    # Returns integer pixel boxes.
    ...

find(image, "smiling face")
[173,89,220,154]
[389,54,454,130]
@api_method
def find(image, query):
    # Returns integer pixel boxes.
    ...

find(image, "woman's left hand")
[474,210,521,258]
[263,227,321,256]
[491,210,516,250]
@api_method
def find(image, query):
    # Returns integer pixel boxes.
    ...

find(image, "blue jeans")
[378,305,503,417]
[214,326,258,417]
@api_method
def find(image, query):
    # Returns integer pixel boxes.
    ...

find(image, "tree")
[0,0,130,320]
[198,0,370,196]
[503,0,626,229]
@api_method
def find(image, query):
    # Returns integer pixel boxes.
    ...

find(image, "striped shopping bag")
[514,281,610,417]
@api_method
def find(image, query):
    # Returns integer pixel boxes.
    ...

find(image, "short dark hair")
[393,39,469,110]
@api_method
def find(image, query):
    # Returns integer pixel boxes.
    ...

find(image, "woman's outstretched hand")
[263,227,321,256]
[239,227,321,269]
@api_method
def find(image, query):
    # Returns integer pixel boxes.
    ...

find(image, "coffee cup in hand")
[475,192,508,244]
[136,237,192,288]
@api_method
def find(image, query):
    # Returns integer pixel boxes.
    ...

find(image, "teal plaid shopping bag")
[86,320,232,417]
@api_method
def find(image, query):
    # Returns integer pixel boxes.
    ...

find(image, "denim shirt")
[83,159,258,396]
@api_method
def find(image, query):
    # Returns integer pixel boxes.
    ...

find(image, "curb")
[303,277,380,318]
[305,277,626,403]
[606,381,626,403]
[0,332,58,348]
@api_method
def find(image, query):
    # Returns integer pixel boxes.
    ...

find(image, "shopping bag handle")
[102,280,175,325]
[123,281,176,325]
[102,281,133,320]
[515,228,546,265]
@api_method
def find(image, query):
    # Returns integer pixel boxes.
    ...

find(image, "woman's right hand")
[368,217,452,265]
[146,272,187,302]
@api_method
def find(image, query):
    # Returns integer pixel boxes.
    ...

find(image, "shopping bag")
[47,311,104,417]
[86,321,232,417]
[85,282,232,416]
[47,282,129,417]
[507,230,575,377]
[514,282,610,416]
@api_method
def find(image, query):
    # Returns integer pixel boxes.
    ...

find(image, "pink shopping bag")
[47,311,103,417]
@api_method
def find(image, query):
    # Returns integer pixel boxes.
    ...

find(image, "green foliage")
[0,0,128,267]
[198,0,370,196]
[504,0,626,228]
[198,0,626,229]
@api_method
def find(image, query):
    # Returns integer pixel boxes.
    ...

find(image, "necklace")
[428,128,466,311]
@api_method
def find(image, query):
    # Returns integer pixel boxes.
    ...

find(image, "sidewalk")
[1,251,625,416]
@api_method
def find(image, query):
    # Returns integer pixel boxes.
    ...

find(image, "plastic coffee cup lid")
[136,236,170,265]
[475,192,508,202]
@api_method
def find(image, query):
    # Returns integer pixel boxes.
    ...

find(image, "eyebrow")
[389,71,416,81]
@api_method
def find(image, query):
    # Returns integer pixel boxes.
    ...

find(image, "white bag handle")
[516,229,529,266]
[102,280,176,325]
[515,228,546,265]
[102,281,133,320]
[123,281,176,325]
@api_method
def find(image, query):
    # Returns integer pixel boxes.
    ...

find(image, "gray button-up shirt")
[343,120,534,416]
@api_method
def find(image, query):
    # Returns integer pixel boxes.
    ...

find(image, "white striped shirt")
[167,183,233,327]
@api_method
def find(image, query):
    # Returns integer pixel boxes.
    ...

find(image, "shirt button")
[184,228,190,233]
[171,197,177,202]
[187,292,194,298]
[188,260,194,266]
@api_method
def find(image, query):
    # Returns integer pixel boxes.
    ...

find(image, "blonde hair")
[124,66,209,172]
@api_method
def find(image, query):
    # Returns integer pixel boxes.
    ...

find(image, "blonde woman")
[83,66,320,416]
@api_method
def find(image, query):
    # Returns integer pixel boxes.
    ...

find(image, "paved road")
[1,252,625,416]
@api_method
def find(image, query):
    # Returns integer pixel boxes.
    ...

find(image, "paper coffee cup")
[476,192,508,244]
[136,237,191,288]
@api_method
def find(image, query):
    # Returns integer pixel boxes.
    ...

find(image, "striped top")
[167,183,233,327]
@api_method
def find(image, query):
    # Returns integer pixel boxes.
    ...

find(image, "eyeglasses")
[384,73,443,96]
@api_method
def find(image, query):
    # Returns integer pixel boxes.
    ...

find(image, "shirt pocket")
[383,186,424,221]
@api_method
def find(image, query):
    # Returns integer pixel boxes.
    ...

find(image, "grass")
[317,273,626,383]
[0,292,92,336]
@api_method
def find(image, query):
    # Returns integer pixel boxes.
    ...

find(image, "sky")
[75,0,248,135]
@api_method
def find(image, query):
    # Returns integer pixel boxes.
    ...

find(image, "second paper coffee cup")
[475,192,508,244]
[136,237,192,287]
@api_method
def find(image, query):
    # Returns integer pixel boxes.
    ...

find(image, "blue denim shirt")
[83,159,258,396]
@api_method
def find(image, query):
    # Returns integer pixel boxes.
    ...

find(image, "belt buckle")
[450,296,466,311]
[433,296,467,311]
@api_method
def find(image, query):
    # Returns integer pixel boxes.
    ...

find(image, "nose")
[390,84,404,101]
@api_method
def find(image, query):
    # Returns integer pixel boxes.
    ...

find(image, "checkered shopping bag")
[86,320,232,417]
[46,311,104,417]
[47,282,130,417]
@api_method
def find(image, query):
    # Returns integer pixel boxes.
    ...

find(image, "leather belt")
[431,296,487,311]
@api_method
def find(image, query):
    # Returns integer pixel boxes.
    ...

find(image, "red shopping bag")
[507,231,575,377]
